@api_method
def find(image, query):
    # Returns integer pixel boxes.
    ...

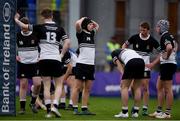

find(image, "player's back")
[32,22,68,61]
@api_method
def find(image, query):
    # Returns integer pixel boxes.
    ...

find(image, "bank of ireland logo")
[3,2,11,22]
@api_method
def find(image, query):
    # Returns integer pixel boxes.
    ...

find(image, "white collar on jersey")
[139,33,150,40]
[44,20,55,24]
[82,29,91,34]
[21,31,33,36]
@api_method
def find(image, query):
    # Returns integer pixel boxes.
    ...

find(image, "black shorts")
[17,62,39,79]
[75,63,95,81]
[122,58,145,80]
[39,60,63,77]
[160,63,177,80]
[62,67,67,74]
[71,67,76,75]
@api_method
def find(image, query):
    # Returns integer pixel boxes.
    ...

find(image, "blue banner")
[0,0,16,115]
[92,71,180,98]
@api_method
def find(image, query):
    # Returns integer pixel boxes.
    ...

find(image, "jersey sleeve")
[125,35,134,46]
[62,51,71,64]
[152,37,161,51]
[60,27,68,41]
[111,49,121,63]
[28,24,41,33]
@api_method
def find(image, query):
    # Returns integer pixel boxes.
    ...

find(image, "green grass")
[0,96,180,120]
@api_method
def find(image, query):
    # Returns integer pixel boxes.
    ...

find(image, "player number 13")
[46,32,56,43]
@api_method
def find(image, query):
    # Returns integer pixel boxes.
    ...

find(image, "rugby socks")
[122,106,128,114]
[165,108,171,115]
[20,100,26,111]
[81,106,88,111]
[142,105,148,111]
[69,99,73,105]
[45,99,51,113]
[31,94,37,105]
[60,97,66,103]
[132,106,139,114]
[73,105,78,110]
[60,97,66,106]
[53,100,59,109]
[156,106,162,113]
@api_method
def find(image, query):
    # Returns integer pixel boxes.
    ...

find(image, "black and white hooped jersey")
[112,49,142,65]
[62,51,71,65]
[62,50,78,67]
[17,31,39,64]
[125,33,160,70]
[76,30,95,65]
[29,21,68,62]
[160,32,177,64]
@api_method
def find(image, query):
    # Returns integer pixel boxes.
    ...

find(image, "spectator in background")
[104,36,121,71]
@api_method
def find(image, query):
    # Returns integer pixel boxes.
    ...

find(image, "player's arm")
[122,43,128,49]
[115,60,124,74]
[61,39,70,58]
[146,54,160,69]
[164,43,173,59]
[122,36,134,49]
[75,17,86,33]
[14,13,29,29]
[92,20,99,32]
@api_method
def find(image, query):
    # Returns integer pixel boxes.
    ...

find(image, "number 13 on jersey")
[46,32,56,43]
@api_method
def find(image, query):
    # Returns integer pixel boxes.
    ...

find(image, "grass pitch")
[0,96,180,120]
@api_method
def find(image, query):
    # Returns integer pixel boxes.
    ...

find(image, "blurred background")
[17,0,180,97]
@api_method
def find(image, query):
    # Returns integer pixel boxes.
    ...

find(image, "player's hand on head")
[14,13,20,20]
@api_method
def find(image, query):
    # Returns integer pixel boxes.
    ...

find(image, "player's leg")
[72,79,83,114]
[149,76,164,117]
[156,64,176,119]
[51,76,64,117]
[141,78,149,116]
[79,80,95,115]
[42,76,52,116]
[58,84,66,109]
[30,76,41,113]
[19,78,28,114]
[114,79,132,118]
[66,75,75,109]
[131,79,142,117]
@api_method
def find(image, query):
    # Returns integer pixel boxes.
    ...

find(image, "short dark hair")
[41,8,53,18]
[20,17,29,24]
[140,22,150,30]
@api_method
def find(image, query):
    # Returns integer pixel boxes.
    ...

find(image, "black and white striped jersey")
[112,49,142,65]
[62,50,77,67]
[160,32,177,64]
[125,33,160,70]
[29,21,68,62]
[17,31,39,64]
[76,30,95,65]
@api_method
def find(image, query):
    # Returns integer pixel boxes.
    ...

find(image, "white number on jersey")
[46,32,56,43]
